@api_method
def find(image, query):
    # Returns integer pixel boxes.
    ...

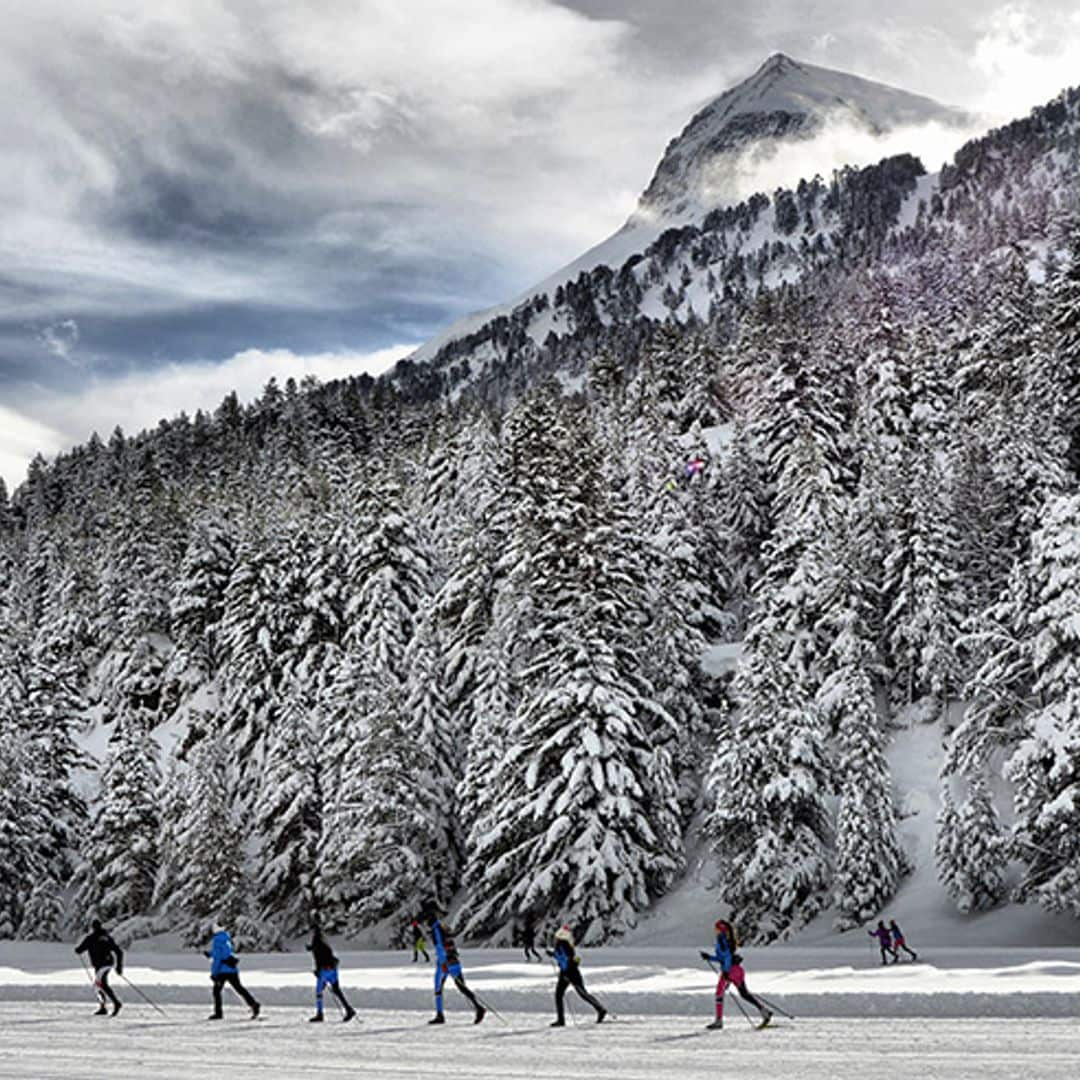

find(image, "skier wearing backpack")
[548,925,607,1027]
[869,921,897,965]
[428,915,485,1025]
[888,919,918,962]
[74,920,124,1016]
[700,919,771,1030]
[306,925,356,1022]
[205,922,261,1020]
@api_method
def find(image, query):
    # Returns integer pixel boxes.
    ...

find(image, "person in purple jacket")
[889,920,918,962]
[869,920,897,965]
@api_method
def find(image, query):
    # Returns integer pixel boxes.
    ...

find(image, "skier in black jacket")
[521,917,541,962]
[74,920,124,1016]
[548,925,606,1027]
[306,926,356,1023]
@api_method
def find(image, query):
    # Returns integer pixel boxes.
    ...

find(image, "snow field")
[1,1006,1079,1080]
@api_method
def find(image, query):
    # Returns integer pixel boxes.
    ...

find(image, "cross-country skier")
[869,921,897,965]
[521,917,541,962]
[888,920,918,962]
[74,919,124,1016]
[410,919,430,963]
[700,919,771,1030]
[548,925,607,1027]
[204,922,261,1020]
[306,925,356,1023]
[428,915,485,1025]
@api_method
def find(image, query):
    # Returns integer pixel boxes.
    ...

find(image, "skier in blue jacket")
[205,922,260,1020]
[700,918,771,1030]
[428,916,485,1025]
[548,925,607,1027]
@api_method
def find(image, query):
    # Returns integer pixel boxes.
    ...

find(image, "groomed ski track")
[1,1006,1078,1080]
[4,945,1080,1076]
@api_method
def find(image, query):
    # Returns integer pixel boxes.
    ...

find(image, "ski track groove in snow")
[2,1007,1080,1079]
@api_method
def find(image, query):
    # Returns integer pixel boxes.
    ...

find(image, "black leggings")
[95,968,120,1006]
[212,971,259,1013]
[555,970,604,1021]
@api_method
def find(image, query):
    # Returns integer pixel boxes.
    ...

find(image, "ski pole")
[728,988,756,1028]
[79,952,103,1007]
[119,974,168,1017]
[472,991,510,1027]
[753,992,796,1020]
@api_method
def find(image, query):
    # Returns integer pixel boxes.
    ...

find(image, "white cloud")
[0,406,67,494]
[38,319,80,362]
[972,2,1080,119]
[0,343,413,492]
[716,114,986,207]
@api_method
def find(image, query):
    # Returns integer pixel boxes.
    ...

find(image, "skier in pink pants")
[700,919,772,1030]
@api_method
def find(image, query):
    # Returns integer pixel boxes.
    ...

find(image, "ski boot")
[428,1013,445,1025]
[309,1013,324,1023]
[706,1018,724,1030]
[342,1006,356,1023]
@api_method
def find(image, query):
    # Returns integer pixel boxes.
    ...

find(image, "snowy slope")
[624,712,1080,952]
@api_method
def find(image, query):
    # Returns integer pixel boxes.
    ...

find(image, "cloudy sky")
[2,0,1078,489]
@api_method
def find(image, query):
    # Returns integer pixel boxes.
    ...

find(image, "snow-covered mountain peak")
[633,54,970,225]
[408,55,980,370]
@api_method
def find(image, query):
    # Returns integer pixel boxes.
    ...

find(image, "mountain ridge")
[407,54,973,373]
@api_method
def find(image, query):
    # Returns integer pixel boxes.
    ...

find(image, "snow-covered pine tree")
[167,512,236,687]
[822,611,906,927]
[76,709,161,923]
[252,690,322,933]
[166,736,252,942]
[0,733,38,938]
[462,612,683,943]
[706,615,832,942]
[20,643,87,939]
[813,492,907,927]
[318,676,451,932]
[433,412,505,769]
[936,771,1007,913]
[883,446,965,712]
[343,473,433,684]
[458,618,515,841]
[217,520,298,778]
[402,612,460,883]
[1047,213,1080,476]
[461,388,683,942]
[1005,493,1080,915]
